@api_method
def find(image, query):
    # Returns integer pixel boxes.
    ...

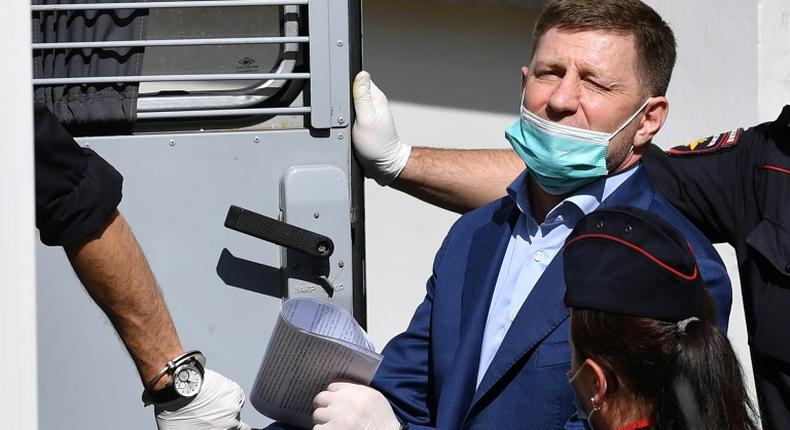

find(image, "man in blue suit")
[311,1,732,429]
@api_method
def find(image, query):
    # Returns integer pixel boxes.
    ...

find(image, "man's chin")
[610,158,640,175]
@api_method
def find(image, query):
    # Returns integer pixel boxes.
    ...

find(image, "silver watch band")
[141,350,206,406]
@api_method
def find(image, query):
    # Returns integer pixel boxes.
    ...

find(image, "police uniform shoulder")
[775,105,790,126]
[666,128,743,157]
[667,106,789,157]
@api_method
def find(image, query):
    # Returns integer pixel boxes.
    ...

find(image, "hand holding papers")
[250,298,382,428]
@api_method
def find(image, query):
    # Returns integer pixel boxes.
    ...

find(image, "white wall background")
[0,1,37,426]
[362,0,790,408]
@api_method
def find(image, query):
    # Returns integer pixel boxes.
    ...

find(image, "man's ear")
[584,358,608,406]
[521,66,530,92]
[634,96,669,149]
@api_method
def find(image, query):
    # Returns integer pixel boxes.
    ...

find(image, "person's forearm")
[391,147,524,213]
[65,210,183,388]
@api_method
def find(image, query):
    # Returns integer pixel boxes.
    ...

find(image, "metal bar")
[33,73,310,85]
[137,106,310,119]
[327,0,351,127]
[31,0,308,12]
[32,36,309,50]
[308,0,331,128]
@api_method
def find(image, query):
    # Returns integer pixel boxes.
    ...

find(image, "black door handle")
[224,205,334,259]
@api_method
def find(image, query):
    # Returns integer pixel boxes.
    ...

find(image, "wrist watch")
[142,350,206,411]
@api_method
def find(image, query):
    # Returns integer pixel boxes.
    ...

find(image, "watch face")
[173,364,203,398]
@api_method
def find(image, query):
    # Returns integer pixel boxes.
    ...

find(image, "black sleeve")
[643,106,790,246]
[35,104,123,246]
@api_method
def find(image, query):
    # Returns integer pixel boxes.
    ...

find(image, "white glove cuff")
[373,142,412,186]
[391,417,406,430]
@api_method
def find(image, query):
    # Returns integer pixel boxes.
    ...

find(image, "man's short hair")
[532,0,677,96]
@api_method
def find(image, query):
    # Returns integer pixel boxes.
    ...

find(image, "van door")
[33,1,363,428]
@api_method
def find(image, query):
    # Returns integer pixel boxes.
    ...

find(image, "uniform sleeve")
[35,103,123,246]
[642,108,790,245]
[697,257,733,332]
[746,106,790,243]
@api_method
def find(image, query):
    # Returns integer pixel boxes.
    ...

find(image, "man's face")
[524,28,648,169]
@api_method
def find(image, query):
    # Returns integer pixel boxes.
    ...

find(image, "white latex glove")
[155,369,252,430]
[352,71,412,186]
[312,382,401,430]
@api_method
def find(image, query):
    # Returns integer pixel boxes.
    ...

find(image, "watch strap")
[146,378,194,411]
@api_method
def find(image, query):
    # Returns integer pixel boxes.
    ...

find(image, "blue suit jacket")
[371,168,732,430]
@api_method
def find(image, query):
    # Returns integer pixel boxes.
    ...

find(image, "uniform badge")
[667,128,743,156]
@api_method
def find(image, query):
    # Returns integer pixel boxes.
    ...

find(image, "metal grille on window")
[31,0,347,133]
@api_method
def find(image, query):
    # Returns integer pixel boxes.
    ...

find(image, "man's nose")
[546,76,580,119]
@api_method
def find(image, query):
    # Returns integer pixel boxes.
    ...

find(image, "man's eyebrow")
[576,60,607,79]
[532,60,563,69]
[532,59,622,86]
[533,60,609,78]
[578,62,621,85]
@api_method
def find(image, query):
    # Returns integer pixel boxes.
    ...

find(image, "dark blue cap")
[563,206,705,322]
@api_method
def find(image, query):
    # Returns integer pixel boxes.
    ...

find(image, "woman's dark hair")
[571,294,759,430]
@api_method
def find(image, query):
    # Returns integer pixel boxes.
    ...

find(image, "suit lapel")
[437,199,518,429]
[466,167,655,415]
[469,252,568,411]
[599,167,654,210]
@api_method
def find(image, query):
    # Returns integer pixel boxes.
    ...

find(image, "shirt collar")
[506,164,641,220]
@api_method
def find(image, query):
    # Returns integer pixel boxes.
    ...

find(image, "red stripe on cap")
[566,233,699,281]
[764,164,790,176]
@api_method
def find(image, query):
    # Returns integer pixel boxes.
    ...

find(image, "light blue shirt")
[476,166,639,387]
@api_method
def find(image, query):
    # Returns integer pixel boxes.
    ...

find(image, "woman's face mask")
[505,95,651,195]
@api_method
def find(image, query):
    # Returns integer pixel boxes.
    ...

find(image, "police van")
[30,1,362,427]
